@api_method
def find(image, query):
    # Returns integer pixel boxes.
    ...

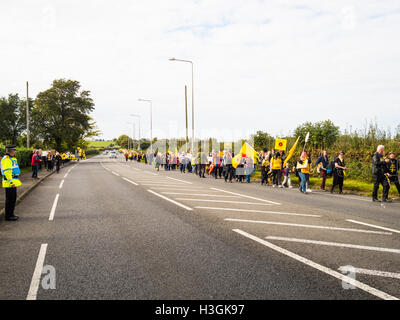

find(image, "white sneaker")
[289,186,293,189]
[278,185,283,188]
[306,188,312,193]
[273,185,276,188]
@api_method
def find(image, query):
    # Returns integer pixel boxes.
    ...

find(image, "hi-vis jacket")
[271,156,282,170]
[1,155,22,188]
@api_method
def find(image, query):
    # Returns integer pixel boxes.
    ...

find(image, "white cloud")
[1,0,399,141]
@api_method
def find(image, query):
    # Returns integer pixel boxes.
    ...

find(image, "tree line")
[0,79,99,152]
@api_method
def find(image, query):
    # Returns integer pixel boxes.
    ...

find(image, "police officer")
[372,145,390,202]
[386,152,400,196]
[1,145,21,221]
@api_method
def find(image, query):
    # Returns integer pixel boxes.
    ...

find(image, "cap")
[5,145,16,151]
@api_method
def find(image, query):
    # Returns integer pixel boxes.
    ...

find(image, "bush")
[0,146,32,169]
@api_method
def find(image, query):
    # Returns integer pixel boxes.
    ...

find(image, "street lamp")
[127,122,135,150]
[130,114,141,150]
[169,57,194,153]
[138,99,152,153]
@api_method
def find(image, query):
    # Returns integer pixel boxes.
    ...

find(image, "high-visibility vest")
[271,157,282,170]
[1,155,22,188]
[301,157,311,174]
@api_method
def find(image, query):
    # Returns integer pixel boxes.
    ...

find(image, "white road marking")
[161,192,241,198]
[346,219,400,234]
[224,218,392,235]
[149,187,210,191]
[195,207,321,217]
[49,194,60,221]
[64,173,68,178]
[210,187,281,205]
[111,171,120,176]
[27,244,48,300]
[166,177,193,184]
[122,177,139,186]
[316,192,371,202]
[59,180,64,189]
[142,171,158,176]
[265,236,400,254]
[176,199,272,205]
[140,183,187,186]
[233,229,398,300]
[147,190,193,211]
[338,266,400,279]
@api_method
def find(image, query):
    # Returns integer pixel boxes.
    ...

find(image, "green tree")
[294,120,339,150]
[32,79,96,151]
[251,130,274,150]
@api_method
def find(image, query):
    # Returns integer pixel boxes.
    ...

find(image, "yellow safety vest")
[1,155,22,188]
[301,157,311,174]
[271,157,282,170]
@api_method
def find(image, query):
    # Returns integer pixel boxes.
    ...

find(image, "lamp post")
[138,99,152,153]
[169,58,194,153]
[130,114,141,150]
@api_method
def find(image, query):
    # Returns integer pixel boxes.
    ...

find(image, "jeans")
[32,166,38,178]
[298,172,306,193]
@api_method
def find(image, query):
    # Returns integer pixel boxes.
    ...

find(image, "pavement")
[0,162,73,218]
[0,154,399,300]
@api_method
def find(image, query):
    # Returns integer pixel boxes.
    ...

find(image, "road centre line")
[338,266,400,279]
[64,172,68,178]
[111,171,120,176]
[147,190,193,211]
[233,229,398,300]
[59,180,64,189]
[121,177,139,186]
[315,191,371,202]
[49,194,60,221]
[161,192,241,198]
[140,183,188,186]
[195,207,320,217]
[224,218,392,235]
[27,244,48,300]
[346,219,400,234]
[175,199,272,205]
[265,236,400,254]
[211,187,281,205]
[166,177,193,184]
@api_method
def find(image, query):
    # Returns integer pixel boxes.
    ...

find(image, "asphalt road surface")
[1,154,399,300]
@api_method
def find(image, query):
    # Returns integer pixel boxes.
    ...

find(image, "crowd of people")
[123,144,399,202]
[29,149,64,179]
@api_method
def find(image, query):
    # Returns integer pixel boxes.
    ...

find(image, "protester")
[316,150,329,191]
[386,152,400,196]
[372,145,390,202]
[282,162,292,188]
[296,151,311,193]
[330,151,347,194]
[55,152,62,173]
[31,150,41,179]
[270,151,283,188]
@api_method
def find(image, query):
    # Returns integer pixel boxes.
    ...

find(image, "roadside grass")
[251,170,398,198]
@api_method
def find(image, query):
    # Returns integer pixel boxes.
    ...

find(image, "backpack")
[326,159,336,177]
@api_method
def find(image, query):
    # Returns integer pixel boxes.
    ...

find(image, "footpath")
[0,162,73,220]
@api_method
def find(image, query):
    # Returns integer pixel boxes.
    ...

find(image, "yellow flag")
[233,142,258,168]
[283,137,300,167]
[274,139,287,151]
[232,153,242,168]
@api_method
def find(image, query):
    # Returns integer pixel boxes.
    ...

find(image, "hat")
[5,145,16,151]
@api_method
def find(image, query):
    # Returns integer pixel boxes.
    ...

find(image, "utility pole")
[26,81,30,148]
[185,85,189,151]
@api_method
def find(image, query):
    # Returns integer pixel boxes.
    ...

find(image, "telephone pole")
[26,81,30,148]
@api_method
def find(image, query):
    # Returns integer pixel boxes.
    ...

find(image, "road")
[0,154,399,300]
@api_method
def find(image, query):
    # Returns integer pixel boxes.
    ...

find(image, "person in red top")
[31,150,42,179]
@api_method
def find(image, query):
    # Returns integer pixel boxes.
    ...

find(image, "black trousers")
[199,164,206,177]
[372,174,389,200]
[272,169,281,185]
[389,176,400,195]
[224,165,233,182]
[331,174,344,193]
[5,187,17,218]
[261,169,269,184]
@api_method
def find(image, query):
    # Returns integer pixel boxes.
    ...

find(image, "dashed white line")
[265,236,400,254]
[64,173,68,178]
[59,180,64,189]
[49,194,60,221]
[122,177,139,186]
[233,229,398,300]
[195,207,320,217]
[147,190,193,211]
[346,219,400,234]
[161,192,241,198]
[27,244,48,300]
[338,266,400,280]
[224,218,392,235]
[176,199,272,205]
[210,187,281,205]
[166,177,193,184]
[111,171,120,176]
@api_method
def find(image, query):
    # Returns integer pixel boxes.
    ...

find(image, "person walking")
[330,151,347,194]
[55,152,62,173]
[223,150,233,183]
[1,145,21,221]
[316,150,329,191]
[270,151,283,188]
[31,150,41,179]
[282,162,292,188]
[372,145,390,202]
[386,152,400,196]
[297,151,311,193]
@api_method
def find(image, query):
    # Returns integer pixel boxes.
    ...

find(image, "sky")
[1,0,399,142]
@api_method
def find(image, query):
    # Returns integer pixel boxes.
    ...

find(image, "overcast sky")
[1,0,399,141]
